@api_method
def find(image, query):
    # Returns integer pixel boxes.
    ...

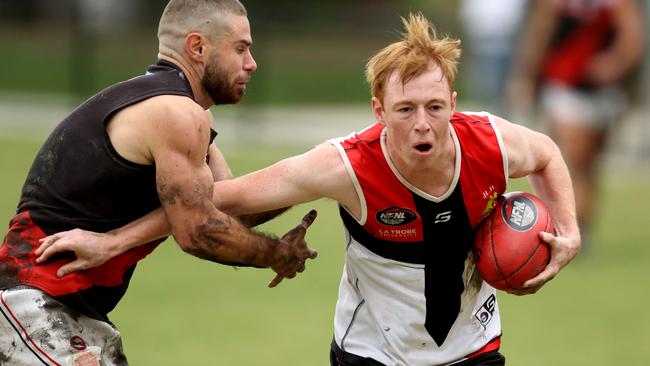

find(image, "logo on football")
[376,207,417,226]
[473,191,554,292]
[501,194,538,231]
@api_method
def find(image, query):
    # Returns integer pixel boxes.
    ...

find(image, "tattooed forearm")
[237,207,291,228]
[158,173,291,270]
[184,215,277,268]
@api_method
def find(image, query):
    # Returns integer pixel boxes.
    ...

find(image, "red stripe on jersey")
[467,336,501,358]
[0,211,159,296]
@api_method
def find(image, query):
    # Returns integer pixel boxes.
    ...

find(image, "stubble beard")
[202,62,245,105]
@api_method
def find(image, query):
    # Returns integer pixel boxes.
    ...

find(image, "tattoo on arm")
[186,216,277,268]
[158,177,279,268]
[157,178,181,206]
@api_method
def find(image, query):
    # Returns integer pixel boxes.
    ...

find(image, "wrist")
[105,230,132,257]
[266,238,292,270]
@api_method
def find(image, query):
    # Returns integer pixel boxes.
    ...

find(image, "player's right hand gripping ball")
[473,192,554,291]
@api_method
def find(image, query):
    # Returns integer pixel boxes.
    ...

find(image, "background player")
[507,0,645,245]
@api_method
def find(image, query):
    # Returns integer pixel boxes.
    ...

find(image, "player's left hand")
[35,229,115,277]
[508,231,580,296]
[268,210,319,288]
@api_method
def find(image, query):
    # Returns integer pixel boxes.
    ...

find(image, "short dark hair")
[158,0,248,55]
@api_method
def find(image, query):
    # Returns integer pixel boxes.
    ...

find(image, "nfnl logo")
[502,195,537,231]
[376,207,417,226]
[474,294,496,328]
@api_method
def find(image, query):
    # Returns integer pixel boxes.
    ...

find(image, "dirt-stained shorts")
[0,287,128,366]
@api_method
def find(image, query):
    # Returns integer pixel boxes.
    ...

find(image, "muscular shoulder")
[106,95,210,165]
[141,95,211,130]
[140,96,211,144]
[119,95,212,163]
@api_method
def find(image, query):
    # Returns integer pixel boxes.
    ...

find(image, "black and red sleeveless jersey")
[0,60,214,322]
[542,0,617,88]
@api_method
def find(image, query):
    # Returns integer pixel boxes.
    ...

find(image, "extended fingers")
[268,274,284,288]
[300,210,318,230]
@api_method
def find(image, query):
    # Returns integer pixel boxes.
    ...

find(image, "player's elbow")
[531,133,561,172]
[170,228,203,258]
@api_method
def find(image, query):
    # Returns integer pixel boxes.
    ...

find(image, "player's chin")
[230,90,245,104]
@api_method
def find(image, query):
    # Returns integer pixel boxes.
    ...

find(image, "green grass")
[1,134,649,365]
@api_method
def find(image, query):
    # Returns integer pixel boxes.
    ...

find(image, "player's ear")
[450,91,458,114]
[371,97,385,125]
[185,32,208,62]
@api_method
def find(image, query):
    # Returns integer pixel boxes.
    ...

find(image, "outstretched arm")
[495,115,581,295]
[37,140,354,279]
[37,96,318,286]
[206,143,292,226]
[35,136,292,276]
[36,208,169,276]
[35,147,288,276]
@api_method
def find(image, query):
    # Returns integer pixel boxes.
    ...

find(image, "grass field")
[1,132,649,366]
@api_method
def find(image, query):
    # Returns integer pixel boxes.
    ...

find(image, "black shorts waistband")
[330,339,384,366]
[330,337,505,366]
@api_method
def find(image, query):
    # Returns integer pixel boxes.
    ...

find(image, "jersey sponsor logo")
[434,211,452,224]
[502,195,538,231]
[376,207,417,226]
[475,294,496,328]
[377,228,418,238]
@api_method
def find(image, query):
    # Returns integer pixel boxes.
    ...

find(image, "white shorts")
[540,81,626,129]
[0,287,127,366]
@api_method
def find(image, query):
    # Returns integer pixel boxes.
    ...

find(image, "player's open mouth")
[414,143,432,153]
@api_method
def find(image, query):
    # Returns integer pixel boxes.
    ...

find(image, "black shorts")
[330,339,506,366]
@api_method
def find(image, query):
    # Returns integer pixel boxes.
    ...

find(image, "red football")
[473,192,554,291]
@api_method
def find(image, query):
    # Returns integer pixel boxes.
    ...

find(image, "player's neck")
[389,138,456,197]
[158,55,213,110]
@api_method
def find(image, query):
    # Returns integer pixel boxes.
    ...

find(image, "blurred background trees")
[0,0,460,104]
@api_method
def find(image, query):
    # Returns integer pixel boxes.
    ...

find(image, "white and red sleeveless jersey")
[328,111,508,365]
